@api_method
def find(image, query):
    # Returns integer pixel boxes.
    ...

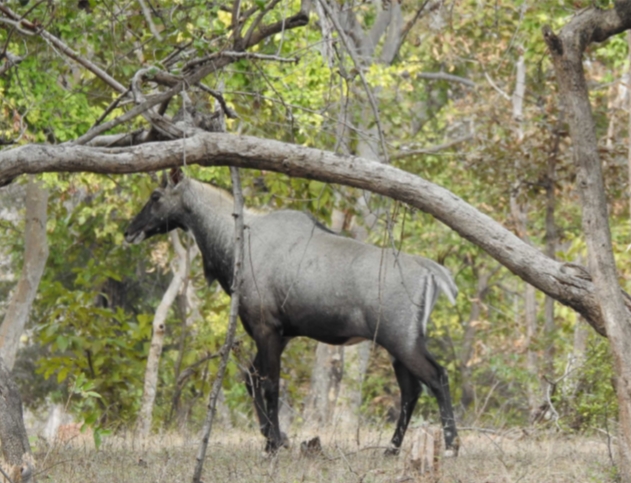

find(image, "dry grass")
[32,426,617,483]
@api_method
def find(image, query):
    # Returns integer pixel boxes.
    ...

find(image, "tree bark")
[628,30,631,225]
[0,176,49,371]
[459,266,493,411]
[543,3,631,478]
[0,356,33,483]
[304,343,343,425]
[543,122,561,377]
[0,131,619,335]
[192,167,244,483]
[136,231,188,439]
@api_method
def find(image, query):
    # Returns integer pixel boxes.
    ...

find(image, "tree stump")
[0,357,34,483]
[407,425,443,479]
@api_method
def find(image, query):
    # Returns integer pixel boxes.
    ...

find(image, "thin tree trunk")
[510,49,540,415]
[543,118,561,377]
[304,343,343,425]
[335,124,379,430]
[628,31,631,224]
[335,342,370,430]
[0,356,33,483]
[459,266,493,411]
[304,208,346,426]
[168,239,202,428]
[192,167,244,483]
[524,284,539,413]
[137,231,188,439]
[0,177,48,371]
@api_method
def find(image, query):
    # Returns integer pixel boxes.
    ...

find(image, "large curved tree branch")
[0,132,615,335]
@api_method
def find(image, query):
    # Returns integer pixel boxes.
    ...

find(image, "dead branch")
[391,133,473,160]
[191,166,245,483]
[417,72,476,88]
[184,50,299,73]
[196,83,239,119]
[137,0,162,41]
[0,51,23,76]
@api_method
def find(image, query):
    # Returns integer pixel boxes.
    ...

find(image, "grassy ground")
[33,426,617,483]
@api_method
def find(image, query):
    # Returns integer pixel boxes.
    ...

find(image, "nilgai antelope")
[125,168,459,455]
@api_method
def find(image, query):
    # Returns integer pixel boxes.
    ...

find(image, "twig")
[395,0,437,56]
[0,16,34,36]
[176,352,219,386]
[0,465,15,483]
[131,67,184,139]
[243,0,309,48]
[191,167,245,483]
[417,71,476,88]
[335,445,360,480]
[196,83,239,118]
[231,0,243,44]
[91,88,131,128]
[137,0,162,40]
[318,0,390,163]
[162,41,193,68]
[185,50,298,71]
[483,70,511,100]
[392,133,473,160]
[243,0,282,47]
[0,51,24,76]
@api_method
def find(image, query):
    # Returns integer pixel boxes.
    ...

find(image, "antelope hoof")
[384,445,400,456]
[445,436,460,458]
[280,431,290,449]
[264,432,290,454]
[444,448,457,458]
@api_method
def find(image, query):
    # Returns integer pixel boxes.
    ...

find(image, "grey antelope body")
[125,169,460,455]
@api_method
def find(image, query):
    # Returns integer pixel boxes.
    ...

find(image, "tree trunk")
[0,356,33,483]
[0,177,48,371]
[511,50,543,414]
[543,150,558,376]
[136,231,189,439]
[628,30,631,224]
[304,343,343,425]
[303,206,347,426]
[509,168,539,415]
[335,342,370,429]
[524,283,539,413]
[459,266,493,411]
[543,6,631,479]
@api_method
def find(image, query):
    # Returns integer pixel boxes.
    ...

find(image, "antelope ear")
[169,167,184,186]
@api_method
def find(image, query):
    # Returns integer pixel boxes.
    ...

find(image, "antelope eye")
[151,192,161,202]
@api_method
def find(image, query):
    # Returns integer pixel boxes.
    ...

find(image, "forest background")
[0,0,626,455]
